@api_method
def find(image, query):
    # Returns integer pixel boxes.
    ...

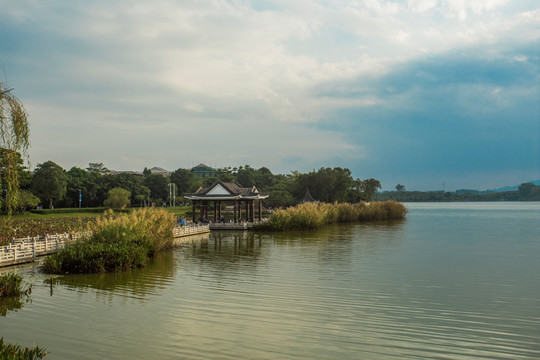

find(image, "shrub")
[43,208,175,274]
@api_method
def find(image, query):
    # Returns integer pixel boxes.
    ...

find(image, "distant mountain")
[489,180,540,193]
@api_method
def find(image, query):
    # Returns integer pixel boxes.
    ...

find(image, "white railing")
[0,233,84,267]
[173,224,210,237]
[1,224,213,267]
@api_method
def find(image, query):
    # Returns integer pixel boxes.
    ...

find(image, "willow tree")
[0,80,30,215]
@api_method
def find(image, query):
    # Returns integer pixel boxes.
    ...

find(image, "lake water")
[1,202,540,359]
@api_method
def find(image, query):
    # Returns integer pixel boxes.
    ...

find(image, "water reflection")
[0,295,26,316]
[272,220,407,265]
[181,232,265,278]
[50,248,177,303]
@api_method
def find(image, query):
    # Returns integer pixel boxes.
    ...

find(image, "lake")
[1,202,540,359]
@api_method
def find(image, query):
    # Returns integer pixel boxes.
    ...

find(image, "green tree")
[254,167,275,192]
[103,187,131,209]
[396,184,406,192]
[15,189,39,213]
[31,161,67,209]
[143,174,169,202]
[362,178,382,202]
[265,189,295,208]
[0,79,30,215]
[86,162,109,174]
[236,165,255,187]
[170,168,196,196]
[216,167,236,182]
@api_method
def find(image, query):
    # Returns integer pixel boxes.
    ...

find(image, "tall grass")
[0,274,26,298]
[43,208,176,274]
[254,201,407,231]
[0,338,47,359]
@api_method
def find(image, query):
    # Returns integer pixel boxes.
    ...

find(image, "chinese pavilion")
[184,181,269,223]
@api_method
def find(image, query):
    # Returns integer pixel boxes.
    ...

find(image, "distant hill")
[490,180,540,193]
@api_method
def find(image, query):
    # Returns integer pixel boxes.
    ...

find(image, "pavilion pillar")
[239,201,242,221]
[213,201,217,222]
[258,200,262,221]
[199,201,204,221]
[192,201,196,222]
[218,201,222,221]
[245,201,249,222]
[234,200,238,222]
[250,200,255,222]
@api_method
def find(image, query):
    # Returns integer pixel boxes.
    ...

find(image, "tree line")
[378,182,540,202]
[1,156,383,212]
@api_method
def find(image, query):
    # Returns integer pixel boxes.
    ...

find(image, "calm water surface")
[1,202,540,359]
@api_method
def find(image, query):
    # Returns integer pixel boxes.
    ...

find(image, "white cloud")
[2,0,539,183]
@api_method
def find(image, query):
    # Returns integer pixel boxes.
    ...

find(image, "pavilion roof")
[301,188,316,203]
[185,180,268,200]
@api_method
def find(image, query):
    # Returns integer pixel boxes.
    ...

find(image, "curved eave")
[243,195,269,200]
[185,195,269,200]
[185,195,242,200]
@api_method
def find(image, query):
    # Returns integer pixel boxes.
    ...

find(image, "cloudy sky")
[1,0,539,191]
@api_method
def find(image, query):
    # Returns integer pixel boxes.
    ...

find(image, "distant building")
[300,188,317,203]
[190,163,217,178]
[149,167,171,177]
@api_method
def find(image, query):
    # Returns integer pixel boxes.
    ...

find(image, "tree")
[236,165,255,187]
[170,168,195,196]
[143,174,169,202]
[0,79,30,214]
[254,167,275,192]
[31,161,67,209]
[396,184,406,192]
[15,189,39,213]
[86,162,109,174]
[362,178,382,202]
[104,187,131,210]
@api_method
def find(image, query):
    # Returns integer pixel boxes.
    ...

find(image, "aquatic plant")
[0,337,47,359]
[254,201,407,231]
[0,273,27,298]
[0,273,33,317]
[42,208,175,274]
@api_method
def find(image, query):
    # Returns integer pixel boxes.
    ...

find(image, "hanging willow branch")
[0,79,30,215]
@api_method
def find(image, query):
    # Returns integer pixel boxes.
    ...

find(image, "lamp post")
[77,189,82,208]
[168,183,176,207]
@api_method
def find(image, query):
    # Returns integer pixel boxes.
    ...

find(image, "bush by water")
[43,208,175,274]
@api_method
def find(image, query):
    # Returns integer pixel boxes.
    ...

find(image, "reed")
[0,274,25,298]
[43,208,176,274]
[0,337,47,359]
[254,201,407,231]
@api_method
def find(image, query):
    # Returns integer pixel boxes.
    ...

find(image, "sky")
[1,0,539,191]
